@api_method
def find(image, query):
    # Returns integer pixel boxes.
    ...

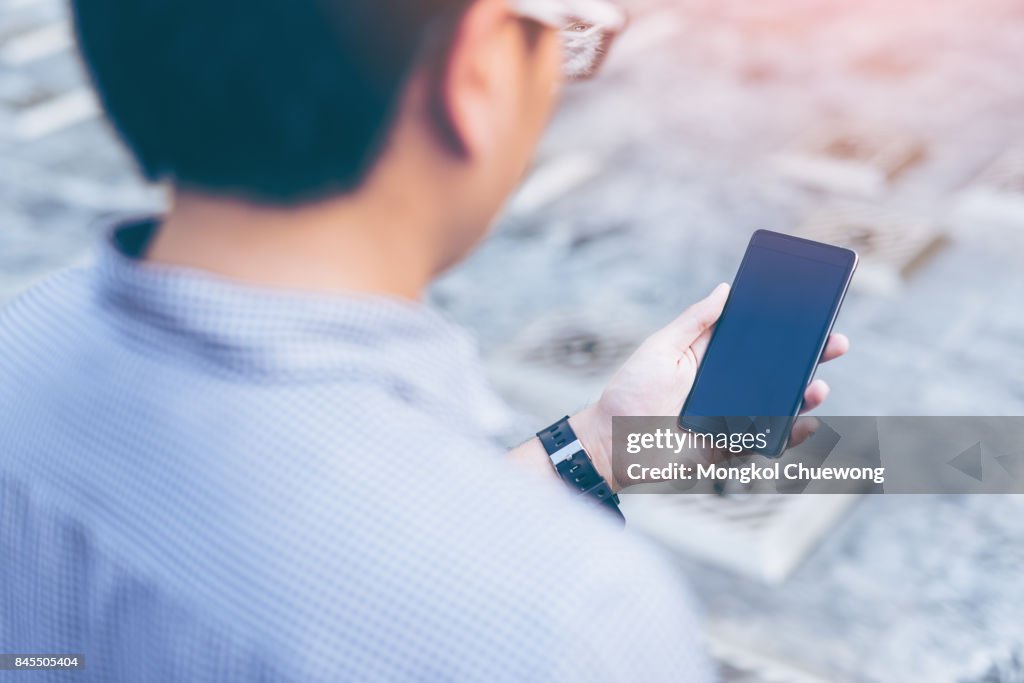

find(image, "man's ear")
[428,0,512,159]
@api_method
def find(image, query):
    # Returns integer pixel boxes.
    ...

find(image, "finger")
[662,283,730,350]
[789,416,820,447]
[800,379,830,414]
[689,326,715,366]
[821,333,849,363]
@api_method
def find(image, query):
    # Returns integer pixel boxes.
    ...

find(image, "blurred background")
[2,0,1023,681]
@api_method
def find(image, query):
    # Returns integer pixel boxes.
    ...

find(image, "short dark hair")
[72,0,472,205]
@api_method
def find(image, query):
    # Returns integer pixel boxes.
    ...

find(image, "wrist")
[568,405,617,492]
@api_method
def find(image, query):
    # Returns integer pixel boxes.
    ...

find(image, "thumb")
[662,283,730,350]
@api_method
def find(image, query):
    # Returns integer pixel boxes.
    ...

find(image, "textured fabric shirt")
[0,219,711,682]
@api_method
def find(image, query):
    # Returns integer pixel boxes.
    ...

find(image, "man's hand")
[569,283,850,488]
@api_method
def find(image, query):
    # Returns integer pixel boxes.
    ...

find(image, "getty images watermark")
[611,417,1024,494]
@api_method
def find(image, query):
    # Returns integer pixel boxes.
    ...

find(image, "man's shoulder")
[1,265,97,340]
[0,266,100,389]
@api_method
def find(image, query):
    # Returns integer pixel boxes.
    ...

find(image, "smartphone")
[678,229,858,456]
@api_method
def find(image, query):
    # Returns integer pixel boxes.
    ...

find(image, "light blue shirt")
[0,219,710,682]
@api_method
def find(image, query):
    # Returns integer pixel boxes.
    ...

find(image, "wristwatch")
[536,416,624,524]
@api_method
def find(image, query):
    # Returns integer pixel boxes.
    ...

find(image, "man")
[0,0,847,680]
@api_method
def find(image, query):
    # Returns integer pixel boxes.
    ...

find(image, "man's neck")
[146,190,440,300]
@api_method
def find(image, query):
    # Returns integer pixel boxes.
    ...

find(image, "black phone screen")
[679,230,857,455]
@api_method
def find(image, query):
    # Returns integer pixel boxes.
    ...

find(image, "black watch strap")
[536,416,624,524]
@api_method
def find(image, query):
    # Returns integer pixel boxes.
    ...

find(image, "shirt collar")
[94,218,511,433]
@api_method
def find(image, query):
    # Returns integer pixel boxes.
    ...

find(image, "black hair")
[71,0,473,205]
